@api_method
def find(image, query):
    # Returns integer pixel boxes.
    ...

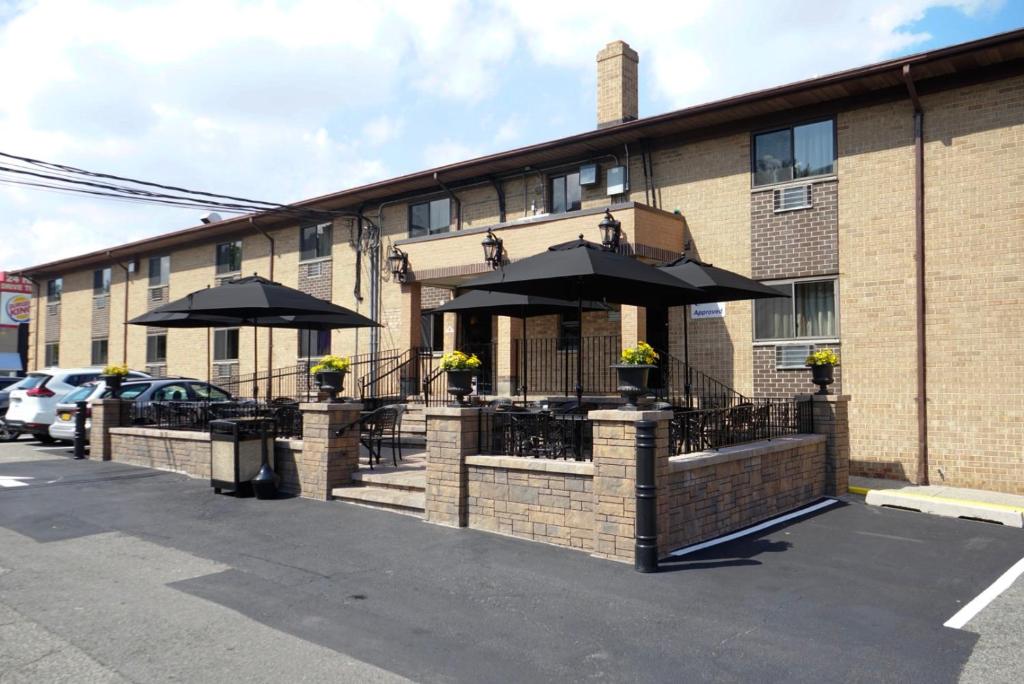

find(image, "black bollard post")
[73,400,87,460]
[635,420,659,573]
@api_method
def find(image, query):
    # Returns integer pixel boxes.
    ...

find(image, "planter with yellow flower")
[805,348,839,395]
[100,364,129,392]
[612,342,659,411]
[310,354,351,402]
[439,351,482,406]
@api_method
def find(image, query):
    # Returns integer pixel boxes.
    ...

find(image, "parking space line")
[668,498,838,558]
[944,556,1024,630]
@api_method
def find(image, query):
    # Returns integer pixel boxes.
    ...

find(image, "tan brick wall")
[109,427,212,478]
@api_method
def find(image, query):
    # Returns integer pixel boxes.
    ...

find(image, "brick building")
[14,30,1024,493]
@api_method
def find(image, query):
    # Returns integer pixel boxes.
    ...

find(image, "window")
[44,342,59,366]
[148,255,170,287]
[215,241,242,274]
[46,278,62,301]
[64,385,96,404]
[112,383,150,400]
[550,172,581,214]
[213,328,239,361]
[409,198,450,237]
[153,383,190,401]
[91,338,108,365]
[300,222,333,261]
[190,383,231,400]
[65,373,99,387]
[298,329,331,359]
[93,268,111,295]
[557,310,580,351]
[420,311,445,353]
[146,333,167,363]
[753,119,834,186]
[754,279,838,341]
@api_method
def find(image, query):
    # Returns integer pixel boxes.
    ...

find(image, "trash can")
[209,418,275,496]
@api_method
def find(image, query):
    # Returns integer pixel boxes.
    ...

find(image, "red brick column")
[297,402,362,501]
[588,409,672,564]
[810,395,850,496]
[424,406,481,527]
[91,399,128,461]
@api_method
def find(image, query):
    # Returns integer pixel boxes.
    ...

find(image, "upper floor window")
[754,278,837,341]
[45,342,59,366]
[409,198,450,238]
[753,119,834,187]
[46,277,63,301]
[298,329,331,359]
[93,267,111,295]
[215,241,242,274]
[91,338,108,365]
[300,222,333,261]
[148,255,170,287]
[146,333,167,363]
[550,172,581,214]
[213,328,240,361]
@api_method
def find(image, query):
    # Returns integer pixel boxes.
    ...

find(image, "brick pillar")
[589,409,672,564]
[442,312,457,354]
[298,402,362,501]
[400,282,422,397]
[494,316,523,397]
[620,305,646,348]
[810,395,850,496]
[91,399,128,461]
[424,406,480,527]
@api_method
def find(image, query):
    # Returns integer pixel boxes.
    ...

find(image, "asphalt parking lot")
[1,437,1022,683]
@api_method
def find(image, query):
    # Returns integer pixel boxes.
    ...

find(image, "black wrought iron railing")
[513,335,621,397]
[421,342,498,406]
[669,397,813,455]
[477,409,593,461]
[654,347,748,409]
[128,400,303,439]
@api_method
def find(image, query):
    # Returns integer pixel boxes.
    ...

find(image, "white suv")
[5,368,148,443]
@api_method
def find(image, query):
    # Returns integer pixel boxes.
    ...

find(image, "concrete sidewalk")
[851,476,1024,527]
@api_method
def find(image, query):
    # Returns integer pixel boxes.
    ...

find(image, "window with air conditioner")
[774,185,812,212]
[300,222,333,260]
[213,328,239,362]
[753,119,834,187]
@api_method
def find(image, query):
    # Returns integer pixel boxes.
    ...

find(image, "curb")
[863,488,1024,528]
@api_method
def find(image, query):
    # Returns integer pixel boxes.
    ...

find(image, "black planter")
[101,374,124,392]
[613,364,655,411]
[810,363,835,395]
[446,369,475,406]
[315,370,347,402]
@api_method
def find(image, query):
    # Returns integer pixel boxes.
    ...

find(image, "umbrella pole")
[683,308,692,409]
[305,330,311,403]
[520,308,528,404]
[575,294,583,407]
[253,324,259,401]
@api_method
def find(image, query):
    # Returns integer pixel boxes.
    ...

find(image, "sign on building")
[690,302,725,320]
[0,273,32,328]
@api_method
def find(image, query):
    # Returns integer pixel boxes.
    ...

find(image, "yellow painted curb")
[848,486,870,496]
[883,489,1024,514]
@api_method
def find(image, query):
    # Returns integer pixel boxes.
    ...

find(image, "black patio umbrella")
[433,290,610,402]
[462,236,704,403]
[658,253,789,406]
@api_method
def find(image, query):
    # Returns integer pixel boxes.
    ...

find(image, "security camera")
[200,212,222,225]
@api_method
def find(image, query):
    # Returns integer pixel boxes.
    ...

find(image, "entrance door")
[459,312,493,394]
[645,307,669,390]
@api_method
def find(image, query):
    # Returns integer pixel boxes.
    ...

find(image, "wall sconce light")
[481,229,504,269]
[598,209,621,252]
[387,245,409,283]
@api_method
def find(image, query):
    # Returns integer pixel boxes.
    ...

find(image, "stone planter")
[809,363,835,395]
[315,370,347,402]
[613,364,655,411]
[101,374,125,392]
[446,369,475,406]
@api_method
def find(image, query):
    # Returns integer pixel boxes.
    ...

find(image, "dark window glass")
[557,310,580,351]
[550,172,581,214]
[146,334,167,363]
[91,338,108,365]
[191,383,231,400]
[298,330,331,358]
[45,343,59,366]
[215,241,242,274]
[63,386,95,404]
[753,120,834,186]
[153,383,190,401]
[65,373,99,387]
[114,383,150,399]
[300,222,333,260]
[408,198,450,237]
[47,278,62,301]
[420,311,445,352]
[754,280,837,340]
[148,256,170,286]
[21,374,48,389]
[93,268,111,295]
[213,328,239,361]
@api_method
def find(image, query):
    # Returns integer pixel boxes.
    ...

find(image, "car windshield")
[62,385,96,404]
[19,374,49,390]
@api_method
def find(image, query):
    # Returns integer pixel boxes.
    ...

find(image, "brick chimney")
[596,40,639,129]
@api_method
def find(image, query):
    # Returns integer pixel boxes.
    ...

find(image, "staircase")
[331,454,426,518]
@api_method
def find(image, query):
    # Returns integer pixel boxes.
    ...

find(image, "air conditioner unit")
[606,165,627,196]
[579,163,598,186]
[775,344,813,370]
[774,185,812,212]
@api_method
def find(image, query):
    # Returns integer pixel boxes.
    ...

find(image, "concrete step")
[332,485,425,517]
[854,477,1024,527]
[352,467,426,492]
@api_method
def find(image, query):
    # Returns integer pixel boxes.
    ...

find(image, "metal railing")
[669,397,813,454]
[477,408,593,461]
[513,335,621,397]
[128,400,303,439]
[654,347,748,409]
[421,342,498,406]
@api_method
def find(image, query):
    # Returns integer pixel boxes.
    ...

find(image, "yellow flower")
[440,350,482,371]
[805,349,840,366]
[102,364,129,376]
[310,354,351,375]
[620,341,659,365]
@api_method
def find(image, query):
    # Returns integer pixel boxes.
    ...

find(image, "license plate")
[60,413,71,421]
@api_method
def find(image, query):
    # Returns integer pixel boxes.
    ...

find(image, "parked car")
[5,367,148,443]
[0,375,30,441]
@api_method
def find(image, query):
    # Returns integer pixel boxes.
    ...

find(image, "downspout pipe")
[903,63,929,486]
[433,172,461,231]
[489,177,506,223]
[252,218,275,384]
[108,253,131,366]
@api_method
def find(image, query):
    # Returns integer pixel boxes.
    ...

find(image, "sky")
[0,0,1022,271]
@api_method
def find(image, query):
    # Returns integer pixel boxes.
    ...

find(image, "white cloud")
[423,140,483,168]
[362,115,405,146]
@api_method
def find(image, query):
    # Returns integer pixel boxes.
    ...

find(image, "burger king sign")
[1,292,31,327]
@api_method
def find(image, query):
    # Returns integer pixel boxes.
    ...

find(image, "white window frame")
[752,275,840,344]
